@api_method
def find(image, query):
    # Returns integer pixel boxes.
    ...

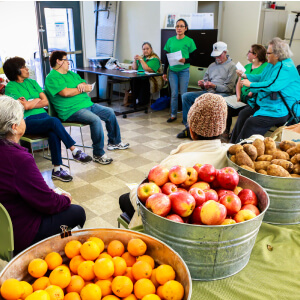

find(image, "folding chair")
[117,212,144,232]
[0,203,14,261]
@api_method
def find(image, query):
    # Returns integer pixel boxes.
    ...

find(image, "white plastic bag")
[105,58,120,70]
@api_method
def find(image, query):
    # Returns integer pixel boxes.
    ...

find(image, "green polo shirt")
[5,79,46,118]
[164,35,197,72]
[137,57,160,72]
[45,70,93,121]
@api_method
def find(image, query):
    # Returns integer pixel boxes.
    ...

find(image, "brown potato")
[235,149,255,169]
[270,159,294,173]
[264,137,276,154]
[228,144,243,155]
[230,155,236,164]
[252,139,265,157]
[291,174,300,178]
[257,155,273,162]
[293,163,300,174]
[254,161,271,171]
[258,169,268,175]
[291,154,300,165]
[279,140,297,152]
[267,164,291,177]
[240,165,256,172]
[272,150,289,160]
[287,144,300,157]
[243,144,258,161]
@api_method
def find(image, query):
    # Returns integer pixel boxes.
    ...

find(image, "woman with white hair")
[0,96,86,253]
[231,37,300,143]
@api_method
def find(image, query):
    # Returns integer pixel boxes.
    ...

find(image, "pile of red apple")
[137,164,260,225]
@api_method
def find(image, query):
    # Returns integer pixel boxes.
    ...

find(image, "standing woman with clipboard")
[163,19,197,123]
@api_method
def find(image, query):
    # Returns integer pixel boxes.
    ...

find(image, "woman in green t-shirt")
[131,42,163,107]
[3,57,92,182]
[163,19,197,122]
[226,44,268,137]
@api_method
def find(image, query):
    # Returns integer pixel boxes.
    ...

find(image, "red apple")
[146,193,171,217]
[238,189,258,206]
[189,187,206,206]
[204,189,218,202]
[166,214,184,223]
[233,186,243,195]
[168,165,187,185]
[241,204,260,216]
[148,165,169,186]
[234,209,256,223]
[169,192,196,217]
[219,194,242,216]
[216,189,235,199]
[183,167,198,186]
[210,170,221,189]
[177,187,188,193]
[198,164,216,182]
[137,182,160,203]
[190,181,210,191]
[191,205,204,224]
[200,200,227,225]
[193,163,203,176]
[161,182,177,195]
[221,219,236,225]
[217,167,239,190]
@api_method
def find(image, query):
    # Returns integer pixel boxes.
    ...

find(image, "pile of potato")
[229,137,300,178]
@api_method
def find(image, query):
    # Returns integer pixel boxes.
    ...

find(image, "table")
[72,67,163,118]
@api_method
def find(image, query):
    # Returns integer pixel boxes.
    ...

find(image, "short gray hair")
[269,37,293,61]
[0,95,24,138]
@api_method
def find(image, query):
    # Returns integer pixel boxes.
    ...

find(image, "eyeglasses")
[61,58,70,61]
[248,51,255,54]
[175,25,186,28]
[266,52,273,55]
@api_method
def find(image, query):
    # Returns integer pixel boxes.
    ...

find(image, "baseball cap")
[211,41,228,57]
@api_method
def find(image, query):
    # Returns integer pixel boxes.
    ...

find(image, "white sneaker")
[107,142,130,151]
[93,154,113,165]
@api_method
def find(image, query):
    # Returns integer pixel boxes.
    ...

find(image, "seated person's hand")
[178,58,186,63]
[248,91,253,98]
[162,74,168,82]
[62,192,72,202]
[134,55,142,61]
[237,96,241,102]
[84,84,93,93]
[77,83,86,93]
[198,80,205,88]
[18,97,27,104]
[241,79,251,88]
[204,81,215,90]
[236,70,244,77]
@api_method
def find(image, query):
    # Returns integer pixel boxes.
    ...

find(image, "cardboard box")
[281,124,300,142]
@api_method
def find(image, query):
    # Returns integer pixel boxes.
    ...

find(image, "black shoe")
[177,128,191,139]
[167,117,177,123]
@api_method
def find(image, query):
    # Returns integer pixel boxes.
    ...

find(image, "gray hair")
[0,95,24,138]
[269,37,293,61]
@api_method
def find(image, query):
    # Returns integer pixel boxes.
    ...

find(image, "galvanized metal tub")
[137,175,269,281]
[0,228,192,300]
[227,153,300,225]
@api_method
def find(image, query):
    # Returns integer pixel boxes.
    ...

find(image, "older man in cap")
[177,41,237,139]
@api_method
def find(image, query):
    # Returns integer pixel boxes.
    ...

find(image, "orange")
[127,239,147,257]
[134,279,156,299]
[0,278,24,300]
[155,265,175,285]
[80,241,101,261]
[80,283,102,300]
[124,267,135,283]
[77,260,95,281]
[20,281,33,299]
[44,285,64,300]
[121,252,136,267]
[69,255,85,275]
[112,257,127,276]
[150,269,160,288]
[107,240,125,257]
[123,295,137,300]
[102,295,120,300]
[142,295,161,300]
[111,276,133,298]
[32,277,50,291]
[95,280,112,297]
[132,261,152,280]
[97,252,113,261]
[65,240,82,259]
[25,290,50,300]
[45,252,63,270]
[94,258,114,280]
[66,275,85,294]
[49,265,71,289]
[87,237,105,254]
[156,286,164,299]
[28,258,48,278]
[64,292,81,300]
[136,255,155,269]
[162,280,184,300]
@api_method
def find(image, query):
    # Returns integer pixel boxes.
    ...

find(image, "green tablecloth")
[192,223,300,299]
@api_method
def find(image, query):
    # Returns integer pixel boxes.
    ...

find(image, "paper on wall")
[167,51,184,66]
[236,62,246,73]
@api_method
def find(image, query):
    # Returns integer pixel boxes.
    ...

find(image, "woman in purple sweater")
[0,96,86,253]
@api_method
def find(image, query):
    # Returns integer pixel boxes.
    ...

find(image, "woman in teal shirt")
[3,57,92,182]
[163,19,197,122]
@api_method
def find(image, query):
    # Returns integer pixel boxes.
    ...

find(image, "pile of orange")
[0,237,185,300]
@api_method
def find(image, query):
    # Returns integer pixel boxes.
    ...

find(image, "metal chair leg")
[80,127,85,153]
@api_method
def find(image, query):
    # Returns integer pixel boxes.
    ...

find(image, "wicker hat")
[188,93,227,137]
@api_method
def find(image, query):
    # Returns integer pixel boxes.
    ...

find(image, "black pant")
[226,105,245,133]
[230,105,289,143]
[132,78,150,106]
[119,193,135,219]
[32,204,86,245]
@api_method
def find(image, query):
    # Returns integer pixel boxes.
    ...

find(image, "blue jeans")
[168,68,190,117]
[25,113,76,166]
[66,104,121,157]
[182,91,231,126]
